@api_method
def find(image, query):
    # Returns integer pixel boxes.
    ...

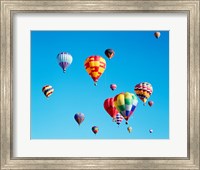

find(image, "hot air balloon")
[114,92,138,124]
[84,55,106,86]
[149,129,153,133]
[115,113,124,126]
[57,52,73,73]
[154,32,161,39]
[127,126,132,133]
[42,85,54,98]
[105,49,115,59]
[134,82,153,105]
[92,126,99,134]
[74,113,85,125]
[148,101,154,107]
[110,84,117,91]
[104,98,118,120]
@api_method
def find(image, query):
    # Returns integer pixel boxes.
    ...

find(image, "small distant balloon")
[148,101,154,107]
[154,32,161,39]
[74,113,85,125]
[127,126,132,133]
[105,49,115,59]
[92,126,99,134]
[42,85,54,98]
[57,52,73,73]
[115,113,124,126]
[110,84,117,91]
[149,129,153,133]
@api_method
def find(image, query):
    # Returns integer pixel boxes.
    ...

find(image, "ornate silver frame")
[1,0,199,169]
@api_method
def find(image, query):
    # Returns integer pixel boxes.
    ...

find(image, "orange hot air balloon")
[84,55,106,86]
[154,32,161,39]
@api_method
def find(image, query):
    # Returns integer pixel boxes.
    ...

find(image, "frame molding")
[1,0,199,169]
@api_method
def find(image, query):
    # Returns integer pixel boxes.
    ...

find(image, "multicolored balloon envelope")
[84,55,106,86]
[134,82,153,105]
[110,84,117,91]
[115,113,124,125]
[127,126,132,133]
[57,52,73,73]
[74,113,85,125]
[104,98,118,119]
[92,126,99,134]
[105,49,115,59]
[154,32,161,39]
[42,85,54,98]
[114,92,138,122]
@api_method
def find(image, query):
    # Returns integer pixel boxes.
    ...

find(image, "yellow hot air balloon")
[127,126,132,133]
[84,55,106,86]
[134,82,153,105]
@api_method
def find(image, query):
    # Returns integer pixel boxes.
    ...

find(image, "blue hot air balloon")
[57,52,73,73]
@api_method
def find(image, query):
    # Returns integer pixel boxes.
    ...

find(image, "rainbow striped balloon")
[84,56,106,86]
[134,82,153,105]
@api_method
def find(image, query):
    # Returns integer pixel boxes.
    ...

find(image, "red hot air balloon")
[104,98,118,120]
[110,84,117,91]
[92,126,99,134]
[148,101,154,107]
[74,113,85,125]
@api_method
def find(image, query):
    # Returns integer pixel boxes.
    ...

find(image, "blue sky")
[31,31,169,139]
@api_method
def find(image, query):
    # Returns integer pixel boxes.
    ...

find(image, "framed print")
[0,0,199,169]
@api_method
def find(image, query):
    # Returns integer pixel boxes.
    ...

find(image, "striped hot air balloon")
[114,92,138,124]
[42,85,54,98]
[84,55,106,86]
[134,82,153,105]
[57,52,73,73]
[115,113,124,126]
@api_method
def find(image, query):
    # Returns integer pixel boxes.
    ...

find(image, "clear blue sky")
[31,31,169,139]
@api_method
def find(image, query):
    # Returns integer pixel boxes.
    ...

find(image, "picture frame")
[0,0,199,169]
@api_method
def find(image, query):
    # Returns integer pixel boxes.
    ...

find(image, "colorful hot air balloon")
[154,32,161,39]
[110,84,117,91]
[42,85,54,98]
[114,92,138,124]
[105,49,115,59]
[134,82,153,105]
[57,52,73,73]
[148,101,154,107]
[74,113,85,125]
[104,98,118,120]
[127,126,132,133]
[84,55,106,86]
[115,113,124,126]
[92,126,99,134]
